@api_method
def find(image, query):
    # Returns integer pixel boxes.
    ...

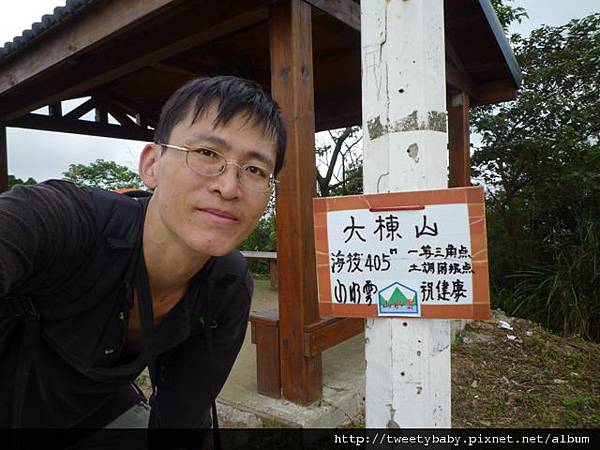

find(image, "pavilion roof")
[0,0,97,61]
[0,0,522,138]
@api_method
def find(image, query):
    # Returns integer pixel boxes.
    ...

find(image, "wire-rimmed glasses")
[156,143,277,193]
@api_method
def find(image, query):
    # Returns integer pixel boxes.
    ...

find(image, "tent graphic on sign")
[378,282,420,316]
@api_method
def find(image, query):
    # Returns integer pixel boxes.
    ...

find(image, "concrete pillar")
[361,0,451,427]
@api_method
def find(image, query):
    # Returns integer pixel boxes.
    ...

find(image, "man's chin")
[187,239,238,258]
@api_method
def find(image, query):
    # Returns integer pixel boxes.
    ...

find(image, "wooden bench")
[249,309,364,398]
[241,251,278,289]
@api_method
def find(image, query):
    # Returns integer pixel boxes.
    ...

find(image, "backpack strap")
[0,296,40,428]
[113,188,152,198]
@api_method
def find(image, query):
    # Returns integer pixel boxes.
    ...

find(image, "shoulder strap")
[1,296,40,428]
[113,188,152,198]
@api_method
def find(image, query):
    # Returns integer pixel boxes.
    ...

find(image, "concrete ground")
[217,279,366,428]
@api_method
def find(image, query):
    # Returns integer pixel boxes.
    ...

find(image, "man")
[0,76,286,434]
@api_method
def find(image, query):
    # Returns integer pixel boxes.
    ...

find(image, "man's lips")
[197,208,240,223]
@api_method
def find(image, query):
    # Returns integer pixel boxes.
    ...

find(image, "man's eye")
[198,148,218,158]
[244,165,269,179]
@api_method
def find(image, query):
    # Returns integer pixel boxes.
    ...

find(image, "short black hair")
[154,76,287,176]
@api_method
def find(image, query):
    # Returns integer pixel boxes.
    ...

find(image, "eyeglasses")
[156,143,278,193]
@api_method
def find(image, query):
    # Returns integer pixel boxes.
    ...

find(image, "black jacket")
[0,180,252,428]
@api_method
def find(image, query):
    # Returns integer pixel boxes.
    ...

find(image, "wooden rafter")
[7,95,155,142]
[104,90,159,128]
[93,96,139,128]
[63,98,96,121]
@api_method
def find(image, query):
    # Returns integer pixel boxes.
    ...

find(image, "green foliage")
[239,213,277,274]
[507,219,600,341]
[62,159,142,190]
[472,14,600,340]
[490,0,528,32]
[328,160,363,197]
[562,394,599,409]
[240,214,276,252]
[8,175,37,188]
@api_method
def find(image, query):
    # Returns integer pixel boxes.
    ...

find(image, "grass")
[451,310,600,428]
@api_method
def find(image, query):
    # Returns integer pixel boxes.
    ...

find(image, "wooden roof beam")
[471,80,518,106]
[63,98,95,120]
[446,38,466,71]
[445,64,477,99]
[0,3,268,121]
[102,90,159,128]
[94,95,139,128]
[48,102,62,118]
[152,63,199,79]
[303,0,360,31]
[7,113,153,142]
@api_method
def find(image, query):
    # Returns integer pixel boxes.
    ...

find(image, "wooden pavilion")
[0,0,521,406]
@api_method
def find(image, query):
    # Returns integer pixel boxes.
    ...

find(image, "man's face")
[142,104,276,258]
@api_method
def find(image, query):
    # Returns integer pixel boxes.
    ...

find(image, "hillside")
[451,310,600,428]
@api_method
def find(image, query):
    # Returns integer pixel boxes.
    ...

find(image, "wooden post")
[269,0,322,404]
[250,311,282,398]
[0,125,8,193]
[49,102,63,118]
[362,0,451,427]
[448,92,471,187]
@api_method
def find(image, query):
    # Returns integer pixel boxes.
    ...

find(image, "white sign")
[327,204,472,316]
[313,187,490,319]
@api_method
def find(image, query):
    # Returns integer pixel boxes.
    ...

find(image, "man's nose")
[211,163,240,198]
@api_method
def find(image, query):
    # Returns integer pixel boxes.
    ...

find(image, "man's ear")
[139,143,161,189]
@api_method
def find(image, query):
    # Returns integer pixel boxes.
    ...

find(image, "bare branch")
[323,127,353,184]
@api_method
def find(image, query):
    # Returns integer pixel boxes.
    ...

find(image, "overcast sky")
[0,0,598,181]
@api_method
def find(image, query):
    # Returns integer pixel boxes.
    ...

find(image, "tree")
[239,213,277,274]
[489,0,528,32]
[472,14,600,340]
[316,126,363,197]
[63,159,143,190]
[8,175,37,189]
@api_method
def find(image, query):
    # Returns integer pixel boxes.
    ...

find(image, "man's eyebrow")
[185,133,230,150]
